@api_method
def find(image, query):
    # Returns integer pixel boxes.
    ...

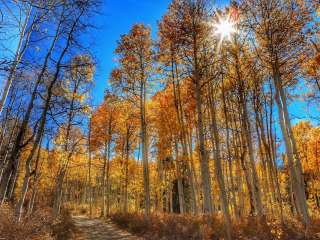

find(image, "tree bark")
[140,79,150,216]
[174,140,185,214]
[221,84,238,219]
[208,85,231,240]
[272,61,310,225]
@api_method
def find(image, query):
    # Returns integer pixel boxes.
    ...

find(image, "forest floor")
[72,216,141,240]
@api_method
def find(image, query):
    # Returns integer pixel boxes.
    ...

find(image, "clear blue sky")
[90,0,172,105]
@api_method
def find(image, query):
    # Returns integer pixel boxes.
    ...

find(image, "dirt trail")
[72,216,141,240]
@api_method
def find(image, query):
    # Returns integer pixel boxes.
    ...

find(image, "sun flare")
[214,16,236,42]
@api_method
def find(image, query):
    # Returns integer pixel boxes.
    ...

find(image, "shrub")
[111,213,219,240]
[0,204,54,240]
[111,212,320,240]
[0,204,80,240]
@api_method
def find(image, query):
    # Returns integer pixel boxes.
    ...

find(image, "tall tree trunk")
[124,127,130,214]
[101,141,107,217]
[106,138,111,216]
[208,85,231,240]
[15,118,45,220]
[194,58,212,214]
[101,132,111,217]
[140,80,150,216]
[231,102,255,216]
[0,3,32,115]
[88,118,93,218]
[172,58,198,214]
[272,62,310,225]
[53,168,67,217]
[28,140,47,215]
[221,84,238,219]
[257,96,284,221]
[0,12,64,202]
[187,128,200,213]
[0,104,20,188]
[239,90,263,218]
[174,139,185,214]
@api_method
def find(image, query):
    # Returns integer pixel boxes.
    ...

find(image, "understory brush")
[111,212,320,240]
[52,209,77,240]
[65,202,101,217]
[0,204,76,240]
[0,204,54,240]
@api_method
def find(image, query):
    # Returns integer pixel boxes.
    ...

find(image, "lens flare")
[214,16,236,42]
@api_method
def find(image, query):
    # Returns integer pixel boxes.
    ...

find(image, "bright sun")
[214,17,236,42]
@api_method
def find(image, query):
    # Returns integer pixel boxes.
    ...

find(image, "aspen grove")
[0,0,319,239]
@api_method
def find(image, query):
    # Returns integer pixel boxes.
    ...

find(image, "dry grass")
[0,204,54,240]
[111,212,320,240]
[111,212,220,240]
[0,204,77,240]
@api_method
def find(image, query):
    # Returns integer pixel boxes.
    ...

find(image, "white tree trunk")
[0,3,32,116]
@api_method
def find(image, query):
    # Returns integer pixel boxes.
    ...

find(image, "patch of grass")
[0,204,80,240]
[111,212,320,240]
[0,204,54,240]
[111,212,218,240]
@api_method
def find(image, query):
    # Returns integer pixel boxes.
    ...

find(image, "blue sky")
[89,0,173,105]
[90,0,230,105]
[0,1,23,95]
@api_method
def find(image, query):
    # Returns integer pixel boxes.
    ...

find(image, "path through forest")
[72,216,141,240]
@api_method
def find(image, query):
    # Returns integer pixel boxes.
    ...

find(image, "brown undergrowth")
[0,204,54,240]
[111,212,320,240]
[0,204,76,240]
[52,209,78,240]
